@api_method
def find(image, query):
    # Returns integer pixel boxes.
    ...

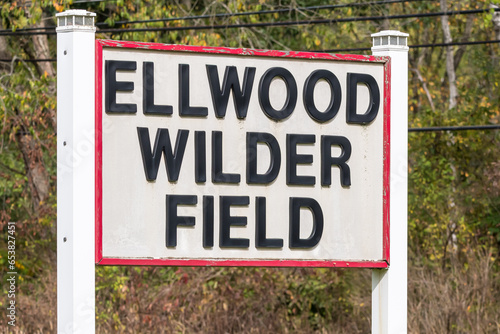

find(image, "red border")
[95,40,391,268]
[95,40,104,264]
[382,60,391,265]
[98,258,388,268]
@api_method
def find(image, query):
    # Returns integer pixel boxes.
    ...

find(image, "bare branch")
[411,67,436,112]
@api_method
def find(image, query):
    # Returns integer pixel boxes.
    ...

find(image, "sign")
[95,40,390,267]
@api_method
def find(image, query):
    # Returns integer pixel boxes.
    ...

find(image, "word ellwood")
[105,60,380,123]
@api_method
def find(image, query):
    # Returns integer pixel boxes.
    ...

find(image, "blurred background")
[0,0,499,332]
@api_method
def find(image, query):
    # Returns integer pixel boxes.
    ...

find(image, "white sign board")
[95,40,390,268]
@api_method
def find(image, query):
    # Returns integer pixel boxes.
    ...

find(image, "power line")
[1,7,498,37]
[92,8,500,35]
[1,38,500,64]
[411,39,500,48]
[409,125,500,132]
[321,39,500,52]
[0,0,429,34]
[96,0,426,28]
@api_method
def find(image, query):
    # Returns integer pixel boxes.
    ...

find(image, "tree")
[1,0,499,332]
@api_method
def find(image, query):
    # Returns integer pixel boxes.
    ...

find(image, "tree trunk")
[16,132,50,212]
[492,5,500,40]
[29,13,57,129]
[440,0,460,263]
[1,35,51,213]
[453,13,474,70]
[440,0,458,110]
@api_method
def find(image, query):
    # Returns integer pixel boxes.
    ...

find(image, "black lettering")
[195,131,206,183]
[321,135,352,187]
[179,64,208,117]
[286,134,315,185]
[303,69,341,123]
[166,195,197,247]
[258,67,297,121]
[203,196,214,248]
[206,65,256,119]
[289,197,324,248]
[219,196,250,248]
[137,127,188,182]
[105,60,137,113]
[143,62,173,115]
[246,132,281,184]
[255,197,283,248]
[346,73,380,124]
[212,131,240,184]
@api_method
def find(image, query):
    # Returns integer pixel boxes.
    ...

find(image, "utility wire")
[320,39,500,52]
[411,39,500,48]
[1,39,500,64]
[87,8,500,35]
[0,0,429,33]
[409,125,500,132]
[96,0,425,28]
[0,7,498,36]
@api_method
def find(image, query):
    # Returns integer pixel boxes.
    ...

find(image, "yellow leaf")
[53,1,64,12]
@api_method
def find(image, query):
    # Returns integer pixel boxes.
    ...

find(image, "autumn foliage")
[0,0,499,332]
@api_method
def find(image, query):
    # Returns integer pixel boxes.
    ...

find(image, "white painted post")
[371,31,409,334]
[56,10,96,334]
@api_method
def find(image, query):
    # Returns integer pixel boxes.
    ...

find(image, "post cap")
[371,30,409,51]
[56,10,96,33]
